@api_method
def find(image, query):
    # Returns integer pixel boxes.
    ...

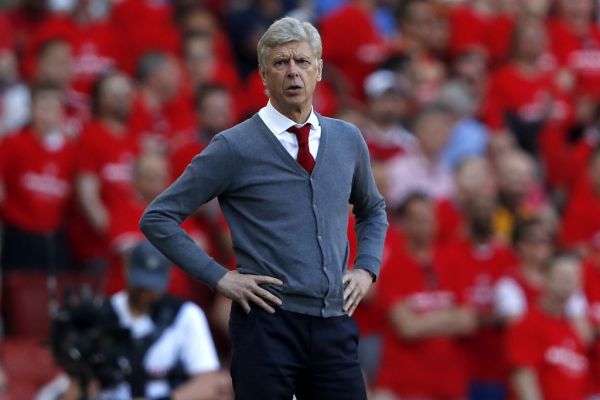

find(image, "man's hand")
[343,268,373,316]
[216,270,283,314]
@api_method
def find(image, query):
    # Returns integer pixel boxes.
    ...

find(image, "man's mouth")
[285,85,303,94]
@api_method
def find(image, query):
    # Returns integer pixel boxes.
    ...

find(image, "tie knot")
[288,124,311,145]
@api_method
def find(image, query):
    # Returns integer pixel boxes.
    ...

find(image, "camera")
[50,288,132,394]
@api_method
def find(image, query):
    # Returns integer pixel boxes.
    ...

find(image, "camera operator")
[42,240,232,400]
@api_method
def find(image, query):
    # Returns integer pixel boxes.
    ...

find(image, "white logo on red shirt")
[544,342,588,376]
[21,171,70,198]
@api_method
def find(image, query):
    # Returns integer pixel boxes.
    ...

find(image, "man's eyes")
[273,59,311,67]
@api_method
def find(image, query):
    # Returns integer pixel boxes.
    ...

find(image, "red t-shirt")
[481,62,570,131]
[128,91,197,154]
[435,198,465,246]
[374,241,471,398]
[110,0,180,74]
[351,221,405,336]
[106,193,209,300]
[320,3,390,99]
[447,4,487,57]
[24,15,120,95]
[0,128,74,233]
[440,237,517,382]
[548,18,600,99]
[68,120,138,262]
[583,257,600,395]
[507,306,588,400]
[560,177,600,250]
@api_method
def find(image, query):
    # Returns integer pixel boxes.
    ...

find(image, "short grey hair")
[257,17,322,69]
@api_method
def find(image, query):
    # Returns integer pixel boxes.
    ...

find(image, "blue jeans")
[469,381,506,400]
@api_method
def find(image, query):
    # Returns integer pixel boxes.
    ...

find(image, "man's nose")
[286,60,300,77]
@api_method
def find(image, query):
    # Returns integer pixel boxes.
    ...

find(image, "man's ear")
[259,65,267,85]
[317,59,323,82]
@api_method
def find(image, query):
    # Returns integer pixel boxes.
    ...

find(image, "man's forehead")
[269,41,315,58]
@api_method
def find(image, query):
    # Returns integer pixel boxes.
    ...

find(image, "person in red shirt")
[548,0,600,100]
[68,71,137,273]
[583,234,600,397]
[560,147,600,252]
[320,0,391,100]
[33,38,90,138]
[0,83,74,270]
[107,151,209,298]
[481,16,571,155]
[436,156,496,245]
[169,84,235,180]
[181,32,242,121]
[128,52,195,154]
[110,0,180,75]
[440,195,517,400]
[22,0,120,97]
[374,193,477,399]
[507,254,589,400]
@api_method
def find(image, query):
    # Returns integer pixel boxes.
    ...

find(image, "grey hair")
[257,17,322,69]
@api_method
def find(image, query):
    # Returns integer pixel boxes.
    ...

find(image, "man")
[51,240,231,400]
[0,83,74,271]
[507,254,590,400]
[374,193,476,399]
[68,71,137,282]
[140,17,388,399]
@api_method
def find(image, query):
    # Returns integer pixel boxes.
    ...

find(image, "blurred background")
[1,0,600,399]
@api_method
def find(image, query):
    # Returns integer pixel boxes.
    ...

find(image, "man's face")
[259,41,322,117]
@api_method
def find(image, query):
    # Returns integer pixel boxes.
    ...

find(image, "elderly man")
[140,17,388,400]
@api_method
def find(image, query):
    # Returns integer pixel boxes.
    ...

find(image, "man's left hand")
[343,268,373,316]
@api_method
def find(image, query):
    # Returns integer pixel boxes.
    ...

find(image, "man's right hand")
[215,270,283,314]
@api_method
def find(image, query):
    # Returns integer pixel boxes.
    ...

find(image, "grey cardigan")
[140,113,388,317]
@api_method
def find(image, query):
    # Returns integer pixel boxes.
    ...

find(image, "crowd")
[0,0,600,398]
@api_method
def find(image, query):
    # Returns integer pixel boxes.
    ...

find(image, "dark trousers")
[229,303,367,400]
[1,224,69,270]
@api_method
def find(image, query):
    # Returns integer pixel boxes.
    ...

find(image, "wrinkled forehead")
[267,41,318,60]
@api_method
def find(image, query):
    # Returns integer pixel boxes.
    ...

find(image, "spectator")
[481,16,571,159]
[69,71,137,277]
[0,83,74,270]
[493,149,555,244]
[23,0,119,97]
[374,193,476,399]
[548,0,600,100]
[361,69,417,162]
[495,218,587,324]
[0,46,30,138]
[181,33,242,119]
[583,233,600,398]
[385,104,455,209]
[320,0,390,99]
[128,52,192,153]
[440,195,516,400]
[507,254,589,400]
[110,0,181,75]
[170,84,235,180]
[560,147,600,252]
[438,80,489,169]
[60,240,233,400]
[435,156,496,245]
[33,38,88,137]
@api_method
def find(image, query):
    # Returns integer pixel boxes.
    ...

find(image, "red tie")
[288,124,315,173]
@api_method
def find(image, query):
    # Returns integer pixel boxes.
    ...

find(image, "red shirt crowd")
[1,0,600,399]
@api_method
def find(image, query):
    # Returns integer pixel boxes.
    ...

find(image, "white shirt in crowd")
[103,291,220,399]
[494,277,588,319]
[258,100,321,160]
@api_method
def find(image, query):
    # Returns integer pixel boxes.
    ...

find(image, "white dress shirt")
[258,100,321,160]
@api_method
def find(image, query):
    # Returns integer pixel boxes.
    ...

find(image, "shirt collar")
[264,101,320,136]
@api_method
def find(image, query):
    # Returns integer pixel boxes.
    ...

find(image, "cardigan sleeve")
[140,134,237,289]
[349,128,388,280]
